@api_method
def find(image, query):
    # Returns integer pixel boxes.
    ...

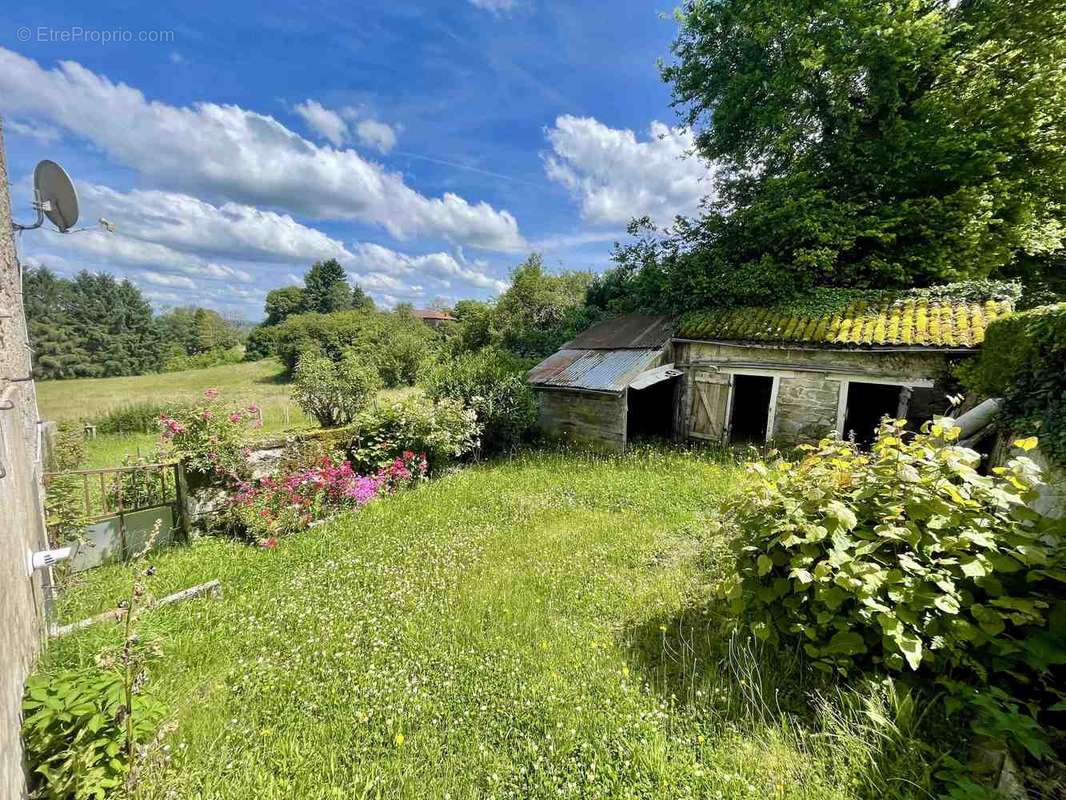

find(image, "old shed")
[527,315,680,450]
[528,286,1016,450]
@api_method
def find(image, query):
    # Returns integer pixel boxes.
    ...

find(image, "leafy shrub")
[88,401,193,436]
[291,351,382,427]
[226,452,427,540]
[720,421,1066,760]
[270,310,438,385]
[423,348,536,454]
[22,668,166,800]
[347,397,479,474]
[959,302,1066,465]
[162,345,243,373]
[159,389,260,482]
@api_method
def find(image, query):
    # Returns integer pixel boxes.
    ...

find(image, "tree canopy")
[603,0,1066,311]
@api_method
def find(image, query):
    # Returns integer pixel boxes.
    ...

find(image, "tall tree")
[303,259,353,314]
[610,0,1066,310]
[264,286,307,325]
[22,267,85,379]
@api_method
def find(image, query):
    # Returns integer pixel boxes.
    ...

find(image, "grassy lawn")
[36,359,310,431]
[36,361,421,469]
[42,448,941,799]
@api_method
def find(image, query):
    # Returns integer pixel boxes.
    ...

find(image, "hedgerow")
[960,303,1066,465]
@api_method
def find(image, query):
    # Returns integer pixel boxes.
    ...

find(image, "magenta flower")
[204,388,220,399]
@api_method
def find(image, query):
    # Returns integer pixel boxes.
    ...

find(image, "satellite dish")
[34,160,79,232]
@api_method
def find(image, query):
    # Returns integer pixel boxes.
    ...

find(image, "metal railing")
[43,461,190,540]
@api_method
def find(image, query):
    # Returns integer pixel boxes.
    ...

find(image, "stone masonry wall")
[0,122,50,799]
[676,341,960,445]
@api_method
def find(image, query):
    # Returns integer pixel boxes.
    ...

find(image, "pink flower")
[259,537,278,549]
[201,410,213,421]
[229,412,243,423]
[247,403,260,414]
[204,388,220,399]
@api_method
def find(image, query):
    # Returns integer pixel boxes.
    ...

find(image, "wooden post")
[173,462,191,544]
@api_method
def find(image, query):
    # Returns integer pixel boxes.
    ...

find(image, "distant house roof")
[677,285,1018,349]
[411,308,457,322]
[562,314,676,350]
[528,348,663,393]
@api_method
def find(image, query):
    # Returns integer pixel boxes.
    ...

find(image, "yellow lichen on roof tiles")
[955,305,971,346]
[928,302,942,344]
[914,301,929,345]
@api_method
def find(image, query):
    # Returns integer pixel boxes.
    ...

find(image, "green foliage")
[292,352,383,427]
[159,390,261,481]
[24,268,167,380]
[603,0,1066,310]
[303,259,355,314]
[43,426,89,547]
[269,309,437,386]
[959,303,1066,465]
[492,255,594,358]
[264,286,307,326]
[423,348,536,454]
[156,307,240,358]
[87,401,193,435]
[721,421,1066,763]
[162,345,244,373]
[346,397,479,474]
[21,669,166,800]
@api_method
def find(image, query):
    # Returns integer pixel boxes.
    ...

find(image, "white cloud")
[80,183,353,264]
[343,242,507,307]
[0,48,523,250]
[138,270,197,289]
[294,99,349,147]
[354,119,397,154]
[4,118,61,144]
[469,0,518,12]
[543,115,713,227]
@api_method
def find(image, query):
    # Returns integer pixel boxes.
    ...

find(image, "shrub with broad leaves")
[347,396,479,474]
[423,347,536,454]
[719,420,1066,760]
[226,452,427,540]
[158,389,260,482]
[291,351,382,428]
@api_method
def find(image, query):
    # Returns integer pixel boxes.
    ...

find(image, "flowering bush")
[226,452,427,540]
[159,389,261,482]
[347,397,479,474]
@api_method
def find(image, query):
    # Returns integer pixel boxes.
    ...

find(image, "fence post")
[174,462,191,544]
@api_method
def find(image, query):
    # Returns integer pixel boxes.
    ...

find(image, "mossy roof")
[676,284,1018,349]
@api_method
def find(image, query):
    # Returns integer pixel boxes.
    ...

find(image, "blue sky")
[1,1,713,319]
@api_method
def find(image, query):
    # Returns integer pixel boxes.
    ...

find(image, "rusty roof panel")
[527,348,663,393]
[563,314,676,350]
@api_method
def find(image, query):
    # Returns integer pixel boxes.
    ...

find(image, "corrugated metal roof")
[527,348,663,393]
[563,314,676,350]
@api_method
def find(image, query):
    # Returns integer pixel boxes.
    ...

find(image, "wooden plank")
[50,579,222,638]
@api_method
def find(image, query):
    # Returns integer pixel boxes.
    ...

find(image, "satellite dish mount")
[12,159,80,233]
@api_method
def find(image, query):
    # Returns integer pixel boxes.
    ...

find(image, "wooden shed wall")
[534,389,626,451]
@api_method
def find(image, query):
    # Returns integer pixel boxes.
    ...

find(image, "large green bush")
[720,421,1066,758]
[346,397,479,474]
[291,352,382,427]
[423,348,536,454]
[269,310,437,386]
[960,303,1066,465]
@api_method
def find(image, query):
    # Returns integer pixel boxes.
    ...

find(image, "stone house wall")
[0,122,50,800]
[674,340,962,445]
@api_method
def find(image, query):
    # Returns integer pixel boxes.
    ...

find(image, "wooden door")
[687,370,731,442]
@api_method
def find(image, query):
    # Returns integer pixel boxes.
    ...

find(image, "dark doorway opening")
[626,379,677,442]
[843,382,902,448]
[728,374,774,444]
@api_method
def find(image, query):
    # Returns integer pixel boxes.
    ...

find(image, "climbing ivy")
[959,303,1066,465]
